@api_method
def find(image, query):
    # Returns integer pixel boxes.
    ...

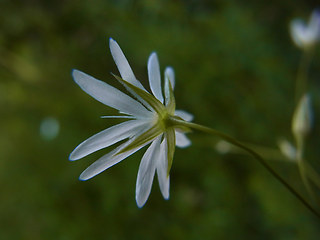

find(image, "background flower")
[290,10,320,49]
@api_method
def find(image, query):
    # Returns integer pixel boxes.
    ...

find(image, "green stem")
[216,140,291,162]
[173,119,320,219]
[305,161,320,188]
[295,136,318,205]
[295,49,313,103]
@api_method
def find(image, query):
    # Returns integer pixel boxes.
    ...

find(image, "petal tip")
[79,174,90,181]
[150,51,158,59]
[148,52,158,64]
[71,69,83,82]
[79,170,92,181]
[69,151,81,161]
[136,198,146,208]
[109,37,115,44]
[71,69,79,77]
[165,66,174,72]
[68,154,76,161]
[78,176,88,181]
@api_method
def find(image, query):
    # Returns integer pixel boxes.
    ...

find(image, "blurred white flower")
[70,38,193,207]
[290,10,320,49]
[40,117,60,140]
[215,140,232,154]
[277,139,297,161]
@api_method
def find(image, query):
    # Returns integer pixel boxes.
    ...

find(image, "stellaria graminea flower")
[290,10,320,49]
[70,38,193,207]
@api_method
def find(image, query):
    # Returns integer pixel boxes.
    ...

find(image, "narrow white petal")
[79,136,151,181]
[175,109,194,122]
[100,115,136,119]
[175,131,191,148]
[136,136,162,207]
[165,67,175,89]
[72,70,151,118]
[290,20,302,46]
[164,67,175,106]
[156,138,170,200]
[69,120,149,160]
[148,52,164,103]
[109,39,153,111]
[109,38,146,90]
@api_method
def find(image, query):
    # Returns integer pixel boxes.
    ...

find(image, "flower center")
[154,110,189,134]
[156,111,174,131]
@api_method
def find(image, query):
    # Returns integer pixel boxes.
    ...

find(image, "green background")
[1,0,320,239]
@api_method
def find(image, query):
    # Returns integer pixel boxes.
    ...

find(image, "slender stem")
[173,119,320,219]
[295,136,318,205]
[216,140,291,162]
[306,161,320,187]
[295,49,313,103]
[293,46,318,208]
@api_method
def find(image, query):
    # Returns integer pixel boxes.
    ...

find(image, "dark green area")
[1,0,320,239]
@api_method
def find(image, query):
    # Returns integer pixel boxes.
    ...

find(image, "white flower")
[290,10,320,49]
[70,38,193,207]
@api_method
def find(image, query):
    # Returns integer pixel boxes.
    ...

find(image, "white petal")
[165,67,175,90]
[100,115,136,119]
[175,110,194,122]
[175,131,191,148]
[290,20,305,47]
[136,136,162,207]
[156,138,170,200]
[72,70,151,118]
[148,52,164,103]
[69,120,149,160]
[79,135,151,181]
[164,67,175,106]
[109,38,146,90]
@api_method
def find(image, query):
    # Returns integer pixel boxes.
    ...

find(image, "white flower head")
[70,38,193,207]
[290,10,320,49]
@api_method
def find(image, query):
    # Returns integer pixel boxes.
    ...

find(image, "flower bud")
[292,94,313,139]
[277,139,297,161]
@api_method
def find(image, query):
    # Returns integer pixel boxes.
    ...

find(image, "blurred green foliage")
[1,0,320,239]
